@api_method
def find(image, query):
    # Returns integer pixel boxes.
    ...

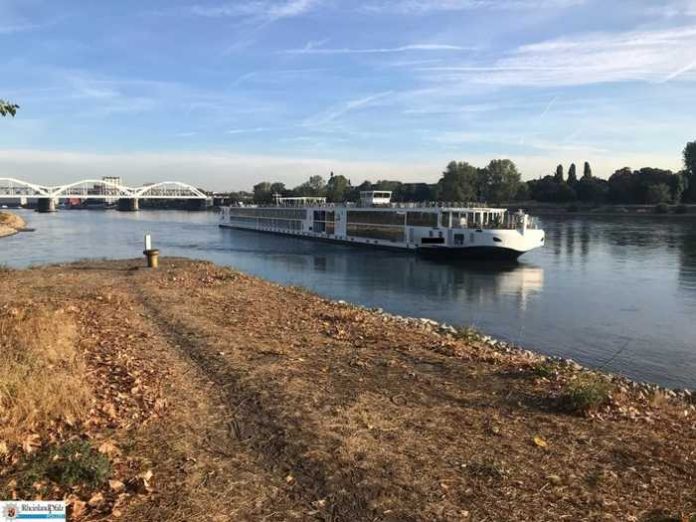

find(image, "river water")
[2,208,695,389]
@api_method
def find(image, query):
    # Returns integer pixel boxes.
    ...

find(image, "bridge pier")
[37,198,56,213]
[186,199,208,211]
[118,198,139,211]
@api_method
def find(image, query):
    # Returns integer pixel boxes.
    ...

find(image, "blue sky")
[1,0,695,190]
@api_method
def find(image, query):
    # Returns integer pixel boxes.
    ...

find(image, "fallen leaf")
[109,479,125,493]
[88,492,104,507]
[547,474,562,485]
[70,499,87,519]
[22,434,41,454]
[533,435,548,449]
[98,441,120,456]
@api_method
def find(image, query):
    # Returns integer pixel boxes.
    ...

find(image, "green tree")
[576,177,608,203]
[293,175,327,197]
[607,167,636,203]
[554,164,564,182]
[480,159,521,203]
[567,163,578,185]
[253,182,273,203]
[0,99,19,117]
[269,182,287,197]
[436,161,479,202]
[684,141,696,176]
[515,182,530,202]
[683,141,696,202]
[645,183,671,204]
[326,173,350,202]
[527,175,576,203]
[583,161,593,179]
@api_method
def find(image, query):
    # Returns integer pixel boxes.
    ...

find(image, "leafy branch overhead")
[0,99,20,117]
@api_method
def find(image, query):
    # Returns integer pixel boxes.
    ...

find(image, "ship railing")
[236,200,494,209]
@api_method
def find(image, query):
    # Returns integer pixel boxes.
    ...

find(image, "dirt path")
[1,259,694,521]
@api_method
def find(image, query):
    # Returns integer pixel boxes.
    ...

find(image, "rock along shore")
[0,258,694,521]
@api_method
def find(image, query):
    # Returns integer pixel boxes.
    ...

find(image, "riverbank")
[0,210,26,237]
[1,259,694,521]
[518,202,696,217]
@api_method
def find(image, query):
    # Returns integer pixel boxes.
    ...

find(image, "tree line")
[236,140,696,206]
[245,158,524,205]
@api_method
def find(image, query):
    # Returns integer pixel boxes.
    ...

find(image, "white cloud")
[418,25,696,86]
[646,0,696,18]
[226,127,272,134]
[284,43,471,54]
[364,0,584,13]
[190,0,320,21]
[0,22,40,34]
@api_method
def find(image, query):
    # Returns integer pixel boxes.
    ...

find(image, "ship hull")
[219,223,531,260]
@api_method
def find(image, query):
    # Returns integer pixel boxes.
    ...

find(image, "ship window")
[406,211,438,228]
[346,224,405,242]
[348,210,404,226]
[493,237,502,243]
[454,233,464,245]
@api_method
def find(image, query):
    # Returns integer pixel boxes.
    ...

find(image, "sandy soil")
[0,259,694,521]
[0,210,26,237]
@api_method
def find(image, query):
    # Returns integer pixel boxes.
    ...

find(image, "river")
[2,208,695,389]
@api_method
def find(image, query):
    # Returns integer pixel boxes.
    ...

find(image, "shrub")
[454,326,481,342]
[558,374,611,414]
[19,440,111,490]
[654,203,669,214]
[532,362,558,379]
[566,204,579,213]
[675,204,689,214]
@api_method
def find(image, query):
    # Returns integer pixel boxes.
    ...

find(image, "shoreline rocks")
[339,301,694,401]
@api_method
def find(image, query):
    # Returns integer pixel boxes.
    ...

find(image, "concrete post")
[143,234,159,268]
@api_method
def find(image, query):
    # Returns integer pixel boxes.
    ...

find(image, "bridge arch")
[51,179,135,199]
[134,181,207,199]
[0,177,52,198]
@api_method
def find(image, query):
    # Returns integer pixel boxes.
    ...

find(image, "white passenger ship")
[219,191,545,260]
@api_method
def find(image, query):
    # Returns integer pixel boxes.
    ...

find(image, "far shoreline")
[514,202,696,218]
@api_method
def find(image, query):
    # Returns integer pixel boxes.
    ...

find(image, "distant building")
[102,176,123,186]
[99,176,123,203]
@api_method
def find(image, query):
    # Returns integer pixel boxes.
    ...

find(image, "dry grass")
[0,259,694,521]
[0,306,92,445]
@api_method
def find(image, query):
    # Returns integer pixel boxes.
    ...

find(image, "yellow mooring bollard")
[143,234,160,268]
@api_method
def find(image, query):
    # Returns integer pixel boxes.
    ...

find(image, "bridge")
[0,178,210,212]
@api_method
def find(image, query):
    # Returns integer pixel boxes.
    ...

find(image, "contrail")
[661,58,696,83]
[538,95,557,120]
